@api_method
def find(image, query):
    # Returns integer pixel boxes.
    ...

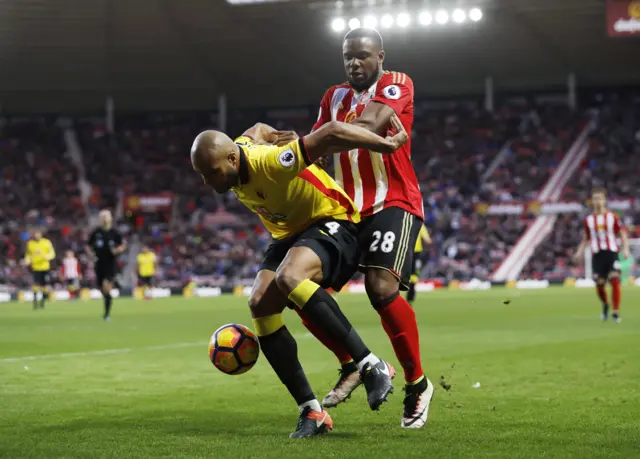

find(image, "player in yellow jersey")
[137,246,157,300]
[191,116,407,438]
[406,224,432,304]
[24,230,56,310]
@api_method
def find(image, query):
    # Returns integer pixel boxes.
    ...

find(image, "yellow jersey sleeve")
[257,139,313,182]
[46,239,55,261]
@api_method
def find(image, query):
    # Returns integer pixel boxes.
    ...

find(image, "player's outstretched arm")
[302,115,407,162]
[572,237,588,265]
[620,228,631,259]
[242,123,279,145]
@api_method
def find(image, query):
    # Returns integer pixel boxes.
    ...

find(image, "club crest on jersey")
[383,85,401,100]
[278,149,296,167]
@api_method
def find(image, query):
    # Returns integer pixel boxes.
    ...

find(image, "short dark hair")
[344,27,383,50]
[592,187,607,196]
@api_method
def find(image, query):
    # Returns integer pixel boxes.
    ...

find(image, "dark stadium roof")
[0,0,638,112]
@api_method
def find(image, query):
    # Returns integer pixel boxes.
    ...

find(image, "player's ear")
[378,50,385,64]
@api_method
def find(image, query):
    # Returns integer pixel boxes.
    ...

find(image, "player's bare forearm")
[620,229,630,257]
[304,116,407,161]
[349,102,396,135]
[242,123,278,144]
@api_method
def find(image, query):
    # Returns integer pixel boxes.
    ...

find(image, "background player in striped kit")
[573,189,630,323]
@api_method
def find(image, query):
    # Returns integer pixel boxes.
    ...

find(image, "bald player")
[87,209,126,321]
[191,116,406,438]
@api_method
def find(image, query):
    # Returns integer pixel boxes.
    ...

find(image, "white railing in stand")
[491,122,594,281]
[63,127,92,224]
[481,141,511,183]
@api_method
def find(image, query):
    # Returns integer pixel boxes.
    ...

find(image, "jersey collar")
[238,145,249,185]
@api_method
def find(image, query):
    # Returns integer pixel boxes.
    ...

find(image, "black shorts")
[139,276,153,286]
[357,207,422,290]
[259,219,360,291]
[592,250,620,279]
[66,278,80,289]
[32,270,51,286]
[95,263,117,287]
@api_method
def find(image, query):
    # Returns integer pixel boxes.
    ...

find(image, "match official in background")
[406,224,432,305]
[24,230,56,310]
[87,210,126,321]
[137,246,157,301]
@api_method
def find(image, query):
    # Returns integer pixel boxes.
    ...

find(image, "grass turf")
[1,288,639,458]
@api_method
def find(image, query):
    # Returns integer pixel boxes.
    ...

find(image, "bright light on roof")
[331,17,346,32]
[380,14,394,28]
[452,9,466,23]
[435,10,449,24]
[397,13,410,28]
[363,15,378,29]
[469,7,483,22]
[418,12,432,26]
[348,17,361,29]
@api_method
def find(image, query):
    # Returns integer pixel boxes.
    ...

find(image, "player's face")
[343,37,384,92]
[66,251,73,258]
[33,231,42,240]
[193,150,239,194]
[100,213,112,229]
[592,192,606,210]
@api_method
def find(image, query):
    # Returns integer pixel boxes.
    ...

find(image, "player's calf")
[277,249,394,411]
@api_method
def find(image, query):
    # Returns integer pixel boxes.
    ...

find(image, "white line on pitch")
[0,341,205,363]
[0,333,316,363]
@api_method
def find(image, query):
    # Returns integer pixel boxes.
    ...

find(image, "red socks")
[596,284,608,305]
[296,309,353,364]
[376,295,424,383]
[610,278,621,312]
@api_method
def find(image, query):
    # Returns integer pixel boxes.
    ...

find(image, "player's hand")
[571,253,581,265]
[272,130,299,146]
[314,156,330,170]
[382,114,408,153]
[623,247,631,260]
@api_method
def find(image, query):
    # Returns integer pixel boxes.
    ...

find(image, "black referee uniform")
[87,227,124,320]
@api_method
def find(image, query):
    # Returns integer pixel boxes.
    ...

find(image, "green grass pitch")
[1,288,639,458]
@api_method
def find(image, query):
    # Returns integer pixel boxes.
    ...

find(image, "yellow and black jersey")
[137,252,157,277]
[232,136,360,240]
[414,225,430,253]
[25,238,56,272]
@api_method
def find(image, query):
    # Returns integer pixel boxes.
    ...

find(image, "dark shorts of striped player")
[591,250,621,280]
[356,206,422,290]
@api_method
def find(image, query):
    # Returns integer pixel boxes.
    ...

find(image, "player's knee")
[275,264,303,296]
[595,278,606,286]
[365,268,400,305]
[609,272,620,280]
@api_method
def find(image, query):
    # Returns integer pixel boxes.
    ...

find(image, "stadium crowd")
[1,92,638,290]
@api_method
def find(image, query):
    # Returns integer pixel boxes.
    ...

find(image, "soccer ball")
[208,323,260,375]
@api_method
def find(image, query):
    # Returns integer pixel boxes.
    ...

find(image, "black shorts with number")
[357,206,422,290]
[259,219,360,291]
[32,270,51,286]
[592,250,620,279]
[95,262,117,287]
[139,276,153,286]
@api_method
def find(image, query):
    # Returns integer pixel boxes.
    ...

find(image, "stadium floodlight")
[331,17,346,32]
[418,11,432,26]
[469,7,483,21]
[452,8,466,23]
[380,14,394,28]
[435,10,449,24]
[348,17,361,29]
[363,15,378,29]
[397,13,411,28]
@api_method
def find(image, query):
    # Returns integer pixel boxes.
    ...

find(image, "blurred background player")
[406,224,432,305]
[24,230,56,310]
[87,210,127,321]
[294,27,433,429]
[61,251,82,301]
[573,189,630,323]
[137,246,157,301]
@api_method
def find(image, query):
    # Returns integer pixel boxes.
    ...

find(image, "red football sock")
[296,309,353,364]
[596,284,608,305]
[610,278,621,312]
[376,295,424,383]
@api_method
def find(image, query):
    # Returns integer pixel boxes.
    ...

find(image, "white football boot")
[401,377,434,429]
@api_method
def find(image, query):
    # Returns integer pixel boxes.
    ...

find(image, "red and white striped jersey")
[313,71,423,220]
[62,257,80,279]
[584,212,623,253]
